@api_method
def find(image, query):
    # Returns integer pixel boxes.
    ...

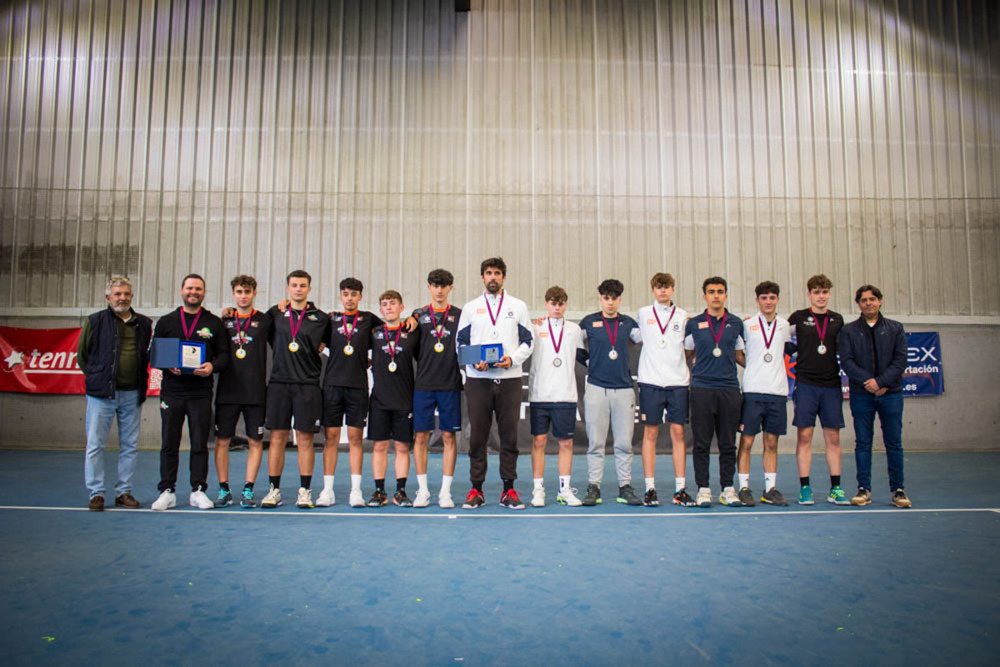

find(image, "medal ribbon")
[429,304,450,339]
[814,312,829,344]
[236,310,255,346]
[654,304,676,336]
[601,314,620,349]
[342,311,359,343]
[484,292,505,329]
[385,325,402,362]
[288,307,306,342]
[758,315,776,351]
[547,318,564,356]
[180,308,202,339]
[706,310,728,348]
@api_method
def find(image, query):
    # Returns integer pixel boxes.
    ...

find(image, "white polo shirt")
[636,302,691,388]
[741,314,792,396]
[529,318,584,403]
[457,290,534,381]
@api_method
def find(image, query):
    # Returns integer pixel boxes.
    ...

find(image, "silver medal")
[817,344,827,355]
[343,344,354,356]
[763,352,773,363]
[288,341,299,352]
[552,357,562,367]
[491,330,499,339]
[712,346,722,358]
[388,361,398,373]
[608,349,618,360]
[434,341,445,353]
[235,347,247,359]
[657,338,667,349]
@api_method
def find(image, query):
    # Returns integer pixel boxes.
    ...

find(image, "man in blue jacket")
[837,285,912,508]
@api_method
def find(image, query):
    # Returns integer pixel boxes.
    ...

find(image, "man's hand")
[875,387,888,396]
[221,307,235,318]
[318,342,326,354]
[473,361,489,372]
[193,362,214,377]
[277,299,290,312]
[168,368,181,376]
[403,316,418,332]
[864,378,880,394]
[494,356,512,369]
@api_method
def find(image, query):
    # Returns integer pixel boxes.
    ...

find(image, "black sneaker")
[462,488,485,509]
[760,487,789,506]
[582,484,602,506]
[643,489,660,506]
[499,489,526,510]
[617,484,642,506]
[367,490,388,507]
[393,490,413,507]
[213,489,233,508]
[672,489,697,507]
[737,487,756,507]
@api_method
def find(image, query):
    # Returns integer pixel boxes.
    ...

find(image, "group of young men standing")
[79,260,912,512]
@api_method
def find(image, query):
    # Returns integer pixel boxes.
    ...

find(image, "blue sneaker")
[214,488,233,508]
[827,485,850,505]
[240,487,255,508]
[798,485,815,505]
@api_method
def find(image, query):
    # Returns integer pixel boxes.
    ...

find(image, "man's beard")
[111,302,130,314]
[485,281,501,294]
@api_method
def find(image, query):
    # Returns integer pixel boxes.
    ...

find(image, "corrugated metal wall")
[1,0,998,319]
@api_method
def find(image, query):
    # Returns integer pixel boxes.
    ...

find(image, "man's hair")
[286,269,311,285]
[598,279,624,298]
[105,275,133,296]
[755,280,780,297]
[544,286,568,304]
[480,257,507,277]
[702,276,727,293]
[379,290,403,304]
[854,284,883,303]
[427,268,454,287]
[340,277,364,293]
[650,272,675,289]
[807,274,833,291]
[230,274,257,291]
[181,273,205,288]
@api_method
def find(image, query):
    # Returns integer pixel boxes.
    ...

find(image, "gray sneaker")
[617,484,642,506]
[582,484,602,506]
[737,487,756,507]
[760,487,789,506]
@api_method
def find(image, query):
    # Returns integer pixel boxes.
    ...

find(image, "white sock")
[738,473,750,489]
[417,474,428,492]
[764,472,776,492]
[533,477,544,491]
[675,477,686,492]
[645,477,655,492]
[559,475,570,493]
[323,475,334,492]
[440,475,453,495]
[351,474,362,491]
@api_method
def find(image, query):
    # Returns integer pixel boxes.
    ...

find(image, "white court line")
[1,506,998,518]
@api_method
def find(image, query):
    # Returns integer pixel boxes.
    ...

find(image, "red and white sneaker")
[499,488,526,510]
[462,489,485,509]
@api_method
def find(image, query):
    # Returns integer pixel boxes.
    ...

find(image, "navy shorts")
[322,385,369,429]
[792,381,845,429]
[215,403,266,440]
[529,402,577,440]
[740,393,788,436]
[412,389,462,432]
[265,383,322,433]
[638,384,689,425]
[367,404,414,443]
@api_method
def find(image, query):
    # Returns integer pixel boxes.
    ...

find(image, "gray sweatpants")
[583,383,635,486]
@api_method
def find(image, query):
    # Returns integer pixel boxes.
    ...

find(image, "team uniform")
[684,309,745,506]
[322,310,383,429]
[265,303,330,434]
[457,291,533,508]
[577,312,642,505]
[411,304,463,433]
[369,325,421,444]
[529,317,585,505]
[153,308,229,503]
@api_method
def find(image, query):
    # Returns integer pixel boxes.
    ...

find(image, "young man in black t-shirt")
[321,278,383,508]
[213,275,272,508]
[151,274,229,511]
[366,290,421,507]
[261,270,331,509]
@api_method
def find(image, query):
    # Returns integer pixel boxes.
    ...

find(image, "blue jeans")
[85,391,142,498]
[849,391,904,492]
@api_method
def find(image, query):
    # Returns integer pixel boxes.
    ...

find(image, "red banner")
[0,326,161,395]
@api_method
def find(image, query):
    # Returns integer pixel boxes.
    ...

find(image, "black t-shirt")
[153,307,229,399]
[216,310,272,405]
[788,308,845,387]
[370,324,420,411]
[411,304,463,392]
[323,310,383,389]
[267,303,330,385]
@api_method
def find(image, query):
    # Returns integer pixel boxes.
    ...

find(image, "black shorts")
[265,383,322,433]
[323,385,369,429]
[215,403,266,440]
[529,402,577,439]
[367,404,413,443]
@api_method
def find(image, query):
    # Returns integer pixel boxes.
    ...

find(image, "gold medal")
[434,341,445,353]
[388,361,398,373]
[235,347,247,359]
[344,344,354,356]
[288,341,300,352]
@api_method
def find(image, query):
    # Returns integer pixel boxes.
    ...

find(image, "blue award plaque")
[150,338,207,374]
[458,343,505,367]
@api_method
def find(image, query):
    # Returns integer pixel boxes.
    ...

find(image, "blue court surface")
[1,449,998,665]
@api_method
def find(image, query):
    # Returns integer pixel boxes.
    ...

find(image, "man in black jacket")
[79,276,152,511]
[151,274,229,511]
[837,285,912,508]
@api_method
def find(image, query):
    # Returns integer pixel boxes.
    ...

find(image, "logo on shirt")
[476,308,486,314]
[592,321,604,328]
[698,321,709,329]
[196,327,213,339]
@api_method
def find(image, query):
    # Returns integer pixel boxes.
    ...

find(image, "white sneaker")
[189,489,214,509]
[349,488,365,507]
[151,489,176,511]
[556,488,583,506]
[296,487,314,509]
[413,488,431,508]
[438,492,455,509]
[531,488,545,507]
[315,488,335,507]
[719,486,742,507]
[260,485,282,508]
[696,487,713,507]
